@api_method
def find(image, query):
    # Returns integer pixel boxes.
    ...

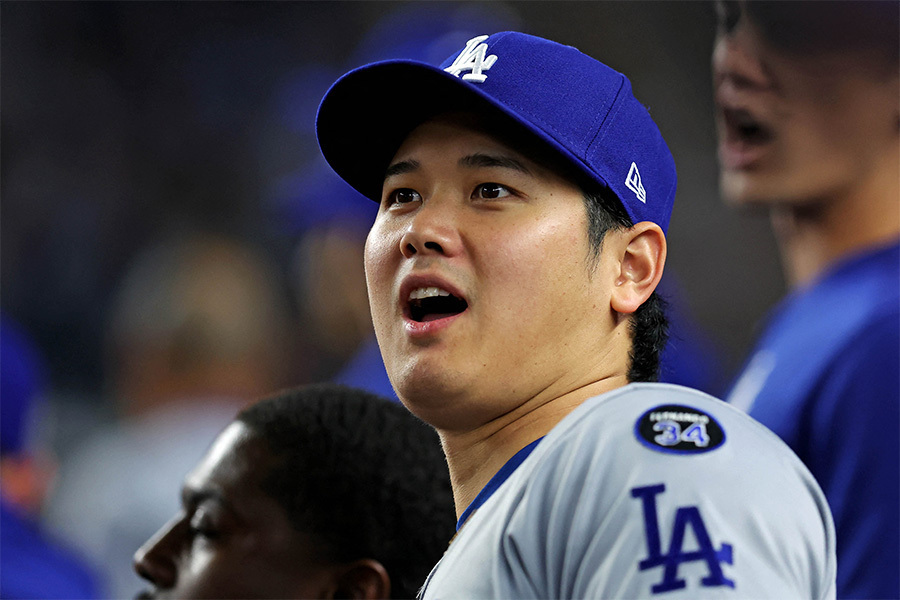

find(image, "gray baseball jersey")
[419,383,836,599]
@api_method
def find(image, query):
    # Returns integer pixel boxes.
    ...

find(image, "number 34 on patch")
[635,404,726,454]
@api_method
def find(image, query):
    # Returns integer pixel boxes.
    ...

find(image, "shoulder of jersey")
[584,383,765,457]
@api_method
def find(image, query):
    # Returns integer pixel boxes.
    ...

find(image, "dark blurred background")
[2,0,782,403]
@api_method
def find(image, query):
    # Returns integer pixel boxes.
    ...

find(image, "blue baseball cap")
[316,31,677,232]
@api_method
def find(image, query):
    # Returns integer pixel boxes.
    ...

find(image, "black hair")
[717,1,899,68]
[581,184,669,382]
[236,384,455,599]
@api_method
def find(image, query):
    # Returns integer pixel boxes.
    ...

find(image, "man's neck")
[771,151,900,289]
[438,375,628,521]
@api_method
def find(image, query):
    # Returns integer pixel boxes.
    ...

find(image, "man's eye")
[387,188,422,205]
[188,510,219,540]
[473,183,511,200]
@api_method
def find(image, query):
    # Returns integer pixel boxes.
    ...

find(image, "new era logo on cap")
[316,31,677,232]
[626,162,647,204]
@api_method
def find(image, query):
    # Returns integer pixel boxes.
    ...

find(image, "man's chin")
[390,361,460,399]
[394,374,475,426]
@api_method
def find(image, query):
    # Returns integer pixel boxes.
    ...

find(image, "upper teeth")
[409,287,451,301]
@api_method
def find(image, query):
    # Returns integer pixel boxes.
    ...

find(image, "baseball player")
[713,2,899,598]
[317,31,836,598]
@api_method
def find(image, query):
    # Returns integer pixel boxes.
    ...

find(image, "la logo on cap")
[444,35,497,83]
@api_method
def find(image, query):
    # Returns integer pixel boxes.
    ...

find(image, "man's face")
[133,423,334,599]
[365,114,622,431]
[712,2,899,207]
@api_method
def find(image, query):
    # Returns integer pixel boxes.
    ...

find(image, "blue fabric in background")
[334,336,398,402]
[727,241,900,599]
[1,315,104,599]
[656,276,725,396]
[1,499,102,600]
[1,315,44,454]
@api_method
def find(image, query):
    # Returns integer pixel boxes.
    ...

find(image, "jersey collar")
[456,437,544,530]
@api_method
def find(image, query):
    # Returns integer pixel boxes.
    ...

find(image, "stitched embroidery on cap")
[626,162,647,203]
[444,35,498,83]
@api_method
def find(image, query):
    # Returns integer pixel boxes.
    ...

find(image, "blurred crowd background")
[2,2,787,597]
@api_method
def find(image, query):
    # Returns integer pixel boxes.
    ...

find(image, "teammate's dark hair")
[717,1,899,69]
[236,384,455,599]
[581,184,669,382]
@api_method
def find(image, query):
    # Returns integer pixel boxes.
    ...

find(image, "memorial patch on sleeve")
[635,404,725,454]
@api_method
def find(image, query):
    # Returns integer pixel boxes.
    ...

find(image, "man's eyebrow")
[384,159,420,180]
[460,153,532,175]
[384,154,532,181]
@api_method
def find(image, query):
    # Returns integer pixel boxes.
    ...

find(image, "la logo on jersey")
[632,484,735,594]
[626,162,647,203]
[444,35,498,83]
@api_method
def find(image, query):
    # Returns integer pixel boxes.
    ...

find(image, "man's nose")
[398,198,463,260]
[133,515,181,590]
[712,27,770,92]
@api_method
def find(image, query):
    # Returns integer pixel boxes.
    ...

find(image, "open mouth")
[722,107,773,145]
[407,286,468,322]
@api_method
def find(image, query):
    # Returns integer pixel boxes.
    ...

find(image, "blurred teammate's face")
[133,423,334,599]
[712,1,899,207]
[365,114,625,431]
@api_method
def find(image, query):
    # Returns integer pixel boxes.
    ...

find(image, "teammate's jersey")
[419,383,835,599]
[727,240,900,599]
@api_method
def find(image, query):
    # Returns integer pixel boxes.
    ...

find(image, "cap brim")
[316,61,481,202]
[316,59,603,203]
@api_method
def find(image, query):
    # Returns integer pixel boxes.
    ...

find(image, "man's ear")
[609,222,666,315]
[330,558,391,600]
